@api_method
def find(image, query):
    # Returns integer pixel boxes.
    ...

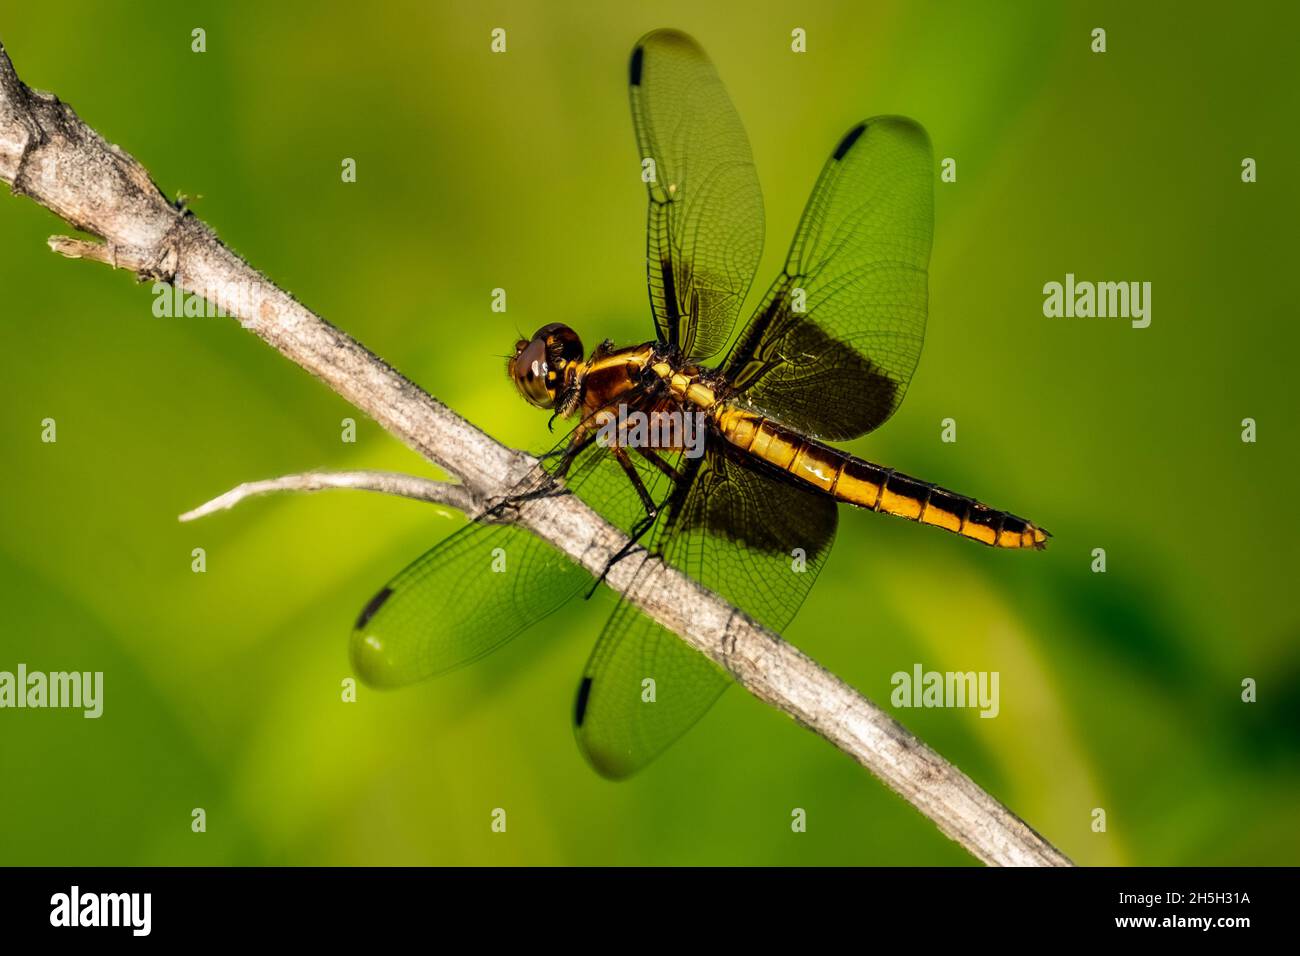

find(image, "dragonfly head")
[508,323,584,410]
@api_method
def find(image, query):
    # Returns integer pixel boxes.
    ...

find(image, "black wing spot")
[354,586,393,630]
[833,122,867,161]
[574,677,594,726]
[629,46,644,86]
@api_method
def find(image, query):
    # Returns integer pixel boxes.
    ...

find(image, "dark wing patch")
[725,116,934,441]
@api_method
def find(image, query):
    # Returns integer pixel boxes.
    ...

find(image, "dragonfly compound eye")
[509,334,558,408]
[509,324,585,410]
[540,323,585,368]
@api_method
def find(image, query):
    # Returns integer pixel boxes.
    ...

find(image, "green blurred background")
[2,0,1297,866]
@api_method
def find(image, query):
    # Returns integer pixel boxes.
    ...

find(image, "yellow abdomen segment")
[713,405,1048,550]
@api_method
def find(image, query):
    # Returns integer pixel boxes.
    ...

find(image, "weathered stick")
[0,39,1071,866]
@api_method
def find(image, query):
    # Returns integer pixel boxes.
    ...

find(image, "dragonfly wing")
[725,117,934,440]
[350,406,686,690]
[351,520,590,687]
[575,447,838,777]
[574,601,732,780]
[630,29,764,361]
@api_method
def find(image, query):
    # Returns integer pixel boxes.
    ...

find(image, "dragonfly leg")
[611,445,658,518]
[584,446,663,598]
[550,429,599,480]
[585,509,659,599]
[633,446,683,483]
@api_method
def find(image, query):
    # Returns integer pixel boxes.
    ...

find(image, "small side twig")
[178,470,478,522]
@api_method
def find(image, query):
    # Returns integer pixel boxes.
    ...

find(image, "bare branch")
[178,470,477,523]
[0,39,1071,867]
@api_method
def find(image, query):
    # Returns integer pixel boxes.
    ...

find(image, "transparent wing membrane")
[350,521,589,687]
[630,29,764,360]
[350,418,641,690]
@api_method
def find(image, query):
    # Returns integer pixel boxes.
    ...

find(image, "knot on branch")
[0,48,46,193]
[720,609,742,664]
[146,211,198,282]
[47,209,206,283]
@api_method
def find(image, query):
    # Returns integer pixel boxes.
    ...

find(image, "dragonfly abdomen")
[714,407,1048,549]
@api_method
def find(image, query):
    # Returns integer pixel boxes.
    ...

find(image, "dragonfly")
[351,29,1048,778]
